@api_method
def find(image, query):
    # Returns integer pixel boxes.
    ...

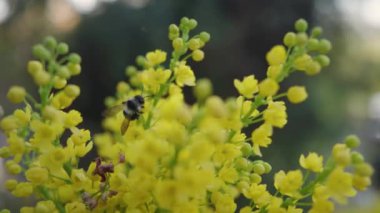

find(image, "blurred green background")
[0,0,380,212]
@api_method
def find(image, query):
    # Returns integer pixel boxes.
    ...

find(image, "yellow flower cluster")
[0,18,373,213]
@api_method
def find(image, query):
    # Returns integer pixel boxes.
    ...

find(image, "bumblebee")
[104,95,145,134]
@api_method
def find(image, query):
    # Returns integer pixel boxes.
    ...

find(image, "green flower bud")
[192,49,204,61]
[64,84,80,97]
[43,36,57,49]
[355,163,374,177]
[345,135,361,148]
[69,53,81,64]
[57,67,71,79]
[250,173,262,183]
[318,39,332,53]
[33,44,51,60]
[125,66,137,76]
[104,96,116,107]
[0,146,11,158]
[307,38,319,51]
[67,63,81,76]
[33,70,51,86]
[188,19,198,30]
[27,61,43,75]
[283,32,297,47]
[351,152,364,164]
[315,55,330,67]
[194,78,213,102]
[305,61,321,76]
[169,24,180,40]
[199,32,211,42]
[311,26,323,37]
[5,179,18,191]
[295,18,308,32]
[57,42,69,54]
[136,55,146,67]
[296,33,308,45]
[188,38,201,50]
[252,162,265,175]
[7,86,26,104]
[53,77,67,89]
[172,38,184,50]
[263,162,272,173]
[180,17,190,29]
[235,158,249,171]
[241,143,253,157]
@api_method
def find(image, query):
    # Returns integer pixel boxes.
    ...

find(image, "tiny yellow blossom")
[309,198,335,213]
[251,124,273,156]
[287,86,308,104]
[274,170,303,197]
[266,45,287,66]
[259,78,279,97]
[243,183,271,207]
[7,86,26,104]
[299,152,323,172]
[263,101,287,128]
[64,110,83,127]
[234,75,258,98]
[325,167,356,204]
[267,65,283,80]
[11,182,33,197]
[352,175,371,191]
[174,62,196,87]
[25,167,49,184]
[332,143,351,166]
[146,49,167,66]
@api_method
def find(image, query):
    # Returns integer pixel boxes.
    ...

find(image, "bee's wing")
[102,105,125,117]
[121,119,130,135]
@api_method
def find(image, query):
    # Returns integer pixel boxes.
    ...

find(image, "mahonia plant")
[0,18,374,213]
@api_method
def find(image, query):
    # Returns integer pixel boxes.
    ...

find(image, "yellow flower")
[309,198,335,213]
[243,183,271,207]
[64,110,83,127]
[65,202,89,213]
[219,166,239,184]
[11,182,33,197]
[25,167,49,184]
[146,49,167,67]
[35,200,57,212]
[251,124,273,156]
[274,170,303,197]
[267,64,283,80]
[234,75,258,98]
[263,101,287,128]
[352,175,371,191]
[266,45,287,66]
[211,192,237,213]
[140,68,171,93]
[332,143,351,167]
[174,62,196,87]
[259,78,279,97]
[325,167,356,204]
[7,86,26,104]
[299,152,323,172]
[287,86,308,104]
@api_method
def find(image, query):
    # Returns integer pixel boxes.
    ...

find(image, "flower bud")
[263,162,272,173]
[67,63,81,76]
[188,19,198,30]
[33,70,51,86]
[354,163,374,177]
[307,38,319,51]
[295,18,308,32]
[188,38,201,50]
[351,152,364,164]
[53,77,67,89]
[69,53,81,64]
[25,167,49,184]
[57,67,71,79]
[287,86,308,104]
[353,175,371,191]
[241,143,253,157]
[192,49,204,61]
[332,144,351,166]
[318,39,332,53]
[193,78,213,102]
[64,85,80,98]
[6,160,22,174]
[125,66,137,77]
[33,44,51,60]
[172,38,184,50]
[250,173,262,183]
[11,182,33,197]
[5,179,18,191]
[0,146,11,158]
[180,17,190,29]
[199,32,211,42]
[305,61,321,76]
[7,86,26,104]
[169,24,179,34]
[57,42,69,54]
[283,32,297,47]
[44,36,57,49]
[296,33,308,45]
[252,162,265,175]
[315,55,330,67]
[311,26,323,37]
[259,78,279,97]
[345,135,361,148]
[235,158,249,171]
[27,61,43,75]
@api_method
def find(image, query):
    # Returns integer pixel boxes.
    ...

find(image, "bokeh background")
[0,0,380,212]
